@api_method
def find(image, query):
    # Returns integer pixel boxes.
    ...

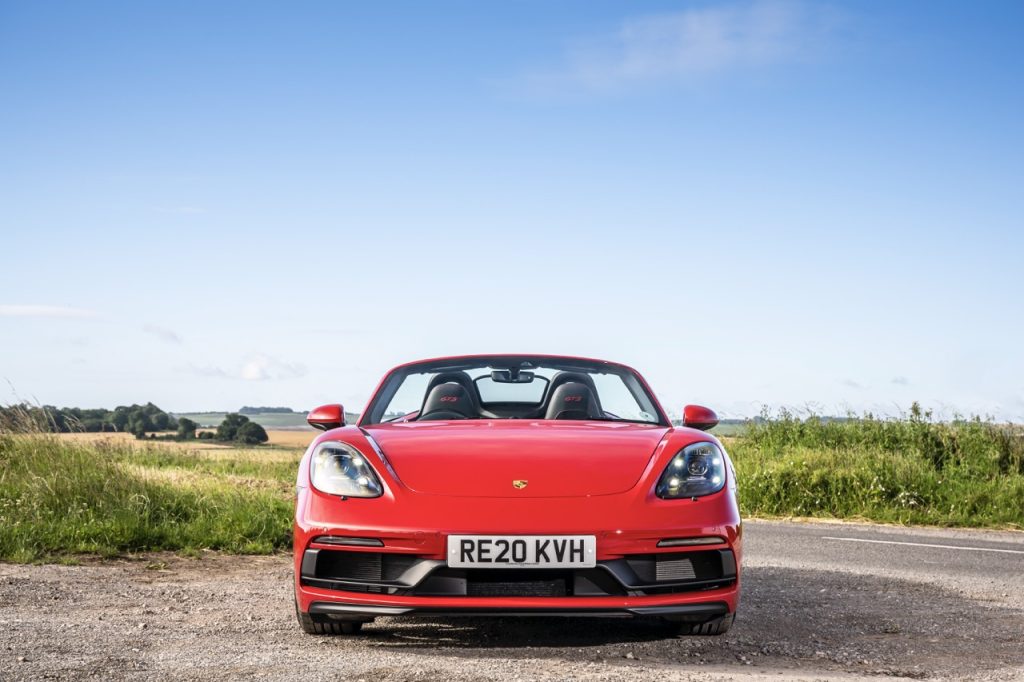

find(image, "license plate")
[447,535,596,569]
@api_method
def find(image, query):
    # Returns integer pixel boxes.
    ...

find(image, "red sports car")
[293,354,741,635]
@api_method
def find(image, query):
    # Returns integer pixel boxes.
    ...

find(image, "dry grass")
[260,430,317,448]
[123,463,292,494]
[0,433,295,561]
[56,429,315,450]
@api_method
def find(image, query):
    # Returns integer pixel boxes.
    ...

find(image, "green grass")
[0,433,298,562]
[3,404,1021,563]
[730,406,1024,528]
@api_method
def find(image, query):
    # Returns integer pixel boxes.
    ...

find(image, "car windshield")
[364,357,664,425]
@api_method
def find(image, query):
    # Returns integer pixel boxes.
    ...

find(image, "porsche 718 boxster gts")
[294,354,741,635]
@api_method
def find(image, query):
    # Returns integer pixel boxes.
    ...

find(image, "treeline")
[202,413,268,445]
[0,403,268,445]
[0,402,179,437]
[239,406,296,414]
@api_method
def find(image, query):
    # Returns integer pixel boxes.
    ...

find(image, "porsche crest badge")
[512,479,528,489]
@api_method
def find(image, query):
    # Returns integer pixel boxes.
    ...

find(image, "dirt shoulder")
[2,521,1023,681]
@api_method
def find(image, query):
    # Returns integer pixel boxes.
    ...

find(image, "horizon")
[2,1,1022,421]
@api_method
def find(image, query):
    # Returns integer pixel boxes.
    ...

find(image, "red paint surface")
[294,355,741,615]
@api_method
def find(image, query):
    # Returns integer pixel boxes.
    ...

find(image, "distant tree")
[235,421,269,445]
[42,406,68,432]
[176,417,197,440]
[82,418,104,432]
[110,408,130,432]
[216,413,250,441]
[0,402,181,434]
[239,406,295,414]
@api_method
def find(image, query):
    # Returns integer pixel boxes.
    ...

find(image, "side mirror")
[682,404,718,431]
[307,404,345,431]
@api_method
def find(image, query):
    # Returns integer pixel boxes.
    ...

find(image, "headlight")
[656,442,726,499]
[309,441,383,498]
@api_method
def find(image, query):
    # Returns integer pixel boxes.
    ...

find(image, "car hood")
[362,420,669,498]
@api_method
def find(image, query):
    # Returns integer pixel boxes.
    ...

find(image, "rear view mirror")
[490,370,535,383]
[307,404,345,431]
[682,404,718,431]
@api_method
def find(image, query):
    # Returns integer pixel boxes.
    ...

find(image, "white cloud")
[186,355,306,382]
[891,376,910,386]
[0,305,97,319]
[142,323,183,344]
[521,0,841,94]
[187,364,230,379]
[240,355,306,381]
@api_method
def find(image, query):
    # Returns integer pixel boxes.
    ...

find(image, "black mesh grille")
[314,550,417,583]
[467,577,567,597]
[382,555,419,581]
[656,557,696,581]
[625,550,725,584]
[411,568,621,597]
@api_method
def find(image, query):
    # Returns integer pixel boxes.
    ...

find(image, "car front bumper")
[294,470,742,621]
[295,532,741,621]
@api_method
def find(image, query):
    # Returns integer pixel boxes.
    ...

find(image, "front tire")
[295,598,365,635]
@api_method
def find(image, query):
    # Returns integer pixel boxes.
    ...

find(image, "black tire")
[295,598,364,635]
[664,612,734,636]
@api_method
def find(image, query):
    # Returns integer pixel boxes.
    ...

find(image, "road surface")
[1,519,1022,681]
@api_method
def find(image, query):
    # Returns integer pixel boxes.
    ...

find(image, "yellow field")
[56,429,315,451]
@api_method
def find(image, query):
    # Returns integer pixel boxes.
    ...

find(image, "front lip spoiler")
[308,601,729,620]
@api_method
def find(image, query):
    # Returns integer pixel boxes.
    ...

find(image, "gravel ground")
[1,520,1023,681]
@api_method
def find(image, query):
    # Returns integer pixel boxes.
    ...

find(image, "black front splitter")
[308,601,729,621]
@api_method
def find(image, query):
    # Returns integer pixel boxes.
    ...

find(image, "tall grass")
[0,432,295,562]
[731,404,1024,528]
[4,403,1021,563]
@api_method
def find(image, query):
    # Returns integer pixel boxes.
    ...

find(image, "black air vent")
[655,557,696,581]
[314,550,418,583]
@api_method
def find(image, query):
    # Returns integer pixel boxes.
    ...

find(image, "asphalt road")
[1,519,1023,681]
[743,519,1024,608]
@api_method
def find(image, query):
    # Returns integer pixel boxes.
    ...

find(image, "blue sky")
[1,1,1022,419]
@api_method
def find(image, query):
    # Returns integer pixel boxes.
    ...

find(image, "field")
[0,431,308,562]
[56,429,316,449]
[2,413,1022,563]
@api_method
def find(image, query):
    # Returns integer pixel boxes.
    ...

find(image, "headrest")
[426,372,478,407]
[544,381,601,420]
[419,382,475,420]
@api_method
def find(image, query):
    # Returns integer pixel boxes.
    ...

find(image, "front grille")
[656,557,697,581]
[313,550,419,583]
[413,568,623,597]
[302,547,737,598]
[467,576,567,597]
[625,550,727,584]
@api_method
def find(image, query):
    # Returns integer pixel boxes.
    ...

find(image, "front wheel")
[295,598,365,635]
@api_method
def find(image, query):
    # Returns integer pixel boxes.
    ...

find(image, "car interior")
[415,370,606,421]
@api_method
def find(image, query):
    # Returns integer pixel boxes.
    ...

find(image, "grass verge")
[3,405,1021,563]
[0,433,297,562]
[730,407,1024,528]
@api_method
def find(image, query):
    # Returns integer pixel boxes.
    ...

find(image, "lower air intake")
[466,577,567,597]
[655,557,696,582]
